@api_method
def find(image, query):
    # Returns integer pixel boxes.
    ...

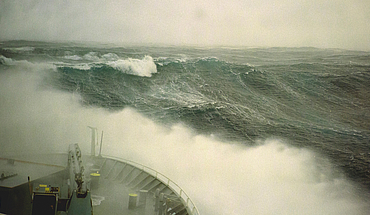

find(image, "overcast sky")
[1,0,369,50]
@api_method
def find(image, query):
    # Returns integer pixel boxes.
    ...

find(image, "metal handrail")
[102,155,200,215]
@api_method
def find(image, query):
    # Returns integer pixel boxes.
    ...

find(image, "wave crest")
[64,52,121,62]
[0,55,14,65]
[107,55,157,77]
[57,55,157,77]
[3,47,35,53]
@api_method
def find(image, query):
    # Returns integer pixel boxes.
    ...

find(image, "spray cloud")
[0,60,369,214]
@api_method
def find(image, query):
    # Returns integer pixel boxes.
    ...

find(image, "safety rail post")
[103,155,200,215]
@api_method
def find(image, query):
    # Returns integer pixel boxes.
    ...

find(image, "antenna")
[88,126,97,156]
[98,131,104,157]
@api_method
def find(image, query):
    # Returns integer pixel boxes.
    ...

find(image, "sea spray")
[1,66,368,214]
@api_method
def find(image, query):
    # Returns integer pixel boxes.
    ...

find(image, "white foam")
[199,56,219,61]
[64,55,83,61]
[63,52,119,62]
[0,55,55,72]
[0,55,14,65]
[55,61,98,71]
[3,47,35,53]
[83,52,100,61]
[101,53,119,61]
[107,55,157,77]
[176,57,189,63]
[70,63,94,70]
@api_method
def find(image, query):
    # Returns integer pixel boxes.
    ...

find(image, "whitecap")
[71,63,94,70]
[3,47,35,53]
[83,52,100,61]
[64,55,83,61]
[101,53,119,61]
[107,55,157,77]
[0,55,14,65]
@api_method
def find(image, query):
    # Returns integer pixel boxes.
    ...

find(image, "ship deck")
[0,153,196,215]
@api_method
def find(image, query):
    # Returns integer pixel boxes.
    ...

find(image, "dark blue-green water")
[1,41,370,214]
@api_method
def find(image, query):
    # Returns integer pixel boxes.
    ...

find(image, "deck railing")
[103,155,200,215]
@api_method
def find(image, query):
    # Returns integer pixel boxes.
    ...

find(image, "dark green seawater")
[1,41,370,214]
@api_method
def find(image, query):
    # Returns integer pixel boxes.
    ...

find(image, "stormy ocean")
[1,40,370,214]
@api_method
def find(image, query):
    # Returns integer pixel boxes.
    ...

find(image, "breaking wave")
[3,46,35,53]
[107,55,157,77]
[59,55,157,77]
[0,55,14,65]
